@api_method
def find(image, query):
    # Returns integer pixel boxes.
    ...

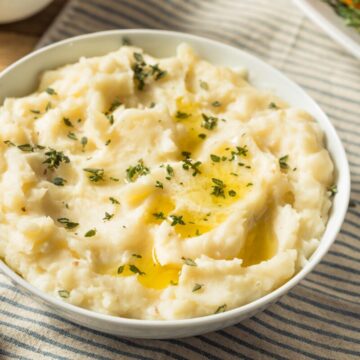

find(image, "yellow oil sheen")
[238,210,277,267]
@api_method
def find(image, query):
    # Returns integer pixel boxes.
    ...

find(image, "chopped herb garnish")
[126,159,150,182]
[182,257,197,266]
[181,151,191,159]
[57,217,79,229]
[211,178,226,198]
[18,144,34,152]
[230,145,248,160]
[246,182,253,187]
[117,265,125,274]
[84,229,96,237]
[165,164,174,179]
[51,177,67,186]
[67,132,78,141]
[201,113,218,130]
[182,158,202,176]
[153,212,166,220]
[58,290,70,298]
[30,109,40,114]
[63,118,73,127]
[328,185,338,197]
[155,180,164,189]
[175,111,191,119]
[129,264,145,275]
[45,87,57,95]
[150,63,167,80]
[109,197,120,205]
[106,114,114,125]
[43,149,70,170]
[122,37,131,46]
[110,177,119,182]
[134,52,145,64]
[279,155,289,170]
[228,190,237,197]
[81,137,88,149]
[103,212,114,221]
[199,80,209,90]
[170,280,178,286]
[210,154,221,162]
[192,283,203,292]
[230,172,238,177]
[198,133,207,139]
[169,214,186,226]
[108,98,122,112]
[214,304,227,314]
[4,140,15,146]
[211,101,222,107]
[269,102,278,109]
[83,168,105,182]
[132,254,142,259]
[105,139,111,146]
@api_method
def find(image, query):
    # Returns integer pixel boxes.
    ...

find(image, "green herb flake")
[175,111,191,119]
[30,109,41,114]
[328,185,338,197]
[199,80,209,90]
[103,212,114,221]
[182,257,197,266]
[57,217,79,229]
[165,164,174,179]
[51,177,67,186]
[105,139,111,146]
[45,87,57,96]
[63,118,73,127]
[58,290,70,298]
[84,229,96,237]
[269,102,278,109]
[169,215,186,226]
[155,180,164,189]
[246,182,253,187]
[129,264,145,275]
[279,155,289,170]
[83,168,105,182]
[108,98,122,112]
[126,159,150,182]
[132,254,142,259]
[211,101,222,107]
[182,158,202,176]
[214,304,227,314]
[192,283,203,292]
[45,102,52,111]
[153,212,166,220]
[18,144,34,152]
[106,114,114,125]
[228,190,237,197]
[81,137,88,149]
[117,265,125,274]
[211,178,226,198]
[43,149,70,170]
[230,145,248,160]
[67,132,78,141]
[122,37,131,46]
[198,133,207,139]
[201,113,218,130]
[109,197,120,205]
[4,140,15,147]
[150,63,167,80]
[210,154,221,162]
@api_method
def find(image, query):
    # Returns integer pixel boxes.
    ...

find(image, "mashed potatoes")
[0,44,334,319]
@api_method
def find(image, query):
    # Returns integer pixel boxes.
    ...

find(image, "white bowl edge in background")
[0,29,351,339]
[293,0,360,59]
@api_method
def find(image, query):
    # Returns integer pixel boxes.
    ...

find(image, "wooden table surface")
[0,0,67,71]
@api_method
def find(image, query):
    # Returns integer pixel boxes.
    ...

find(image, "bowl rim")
[0,28,351,328]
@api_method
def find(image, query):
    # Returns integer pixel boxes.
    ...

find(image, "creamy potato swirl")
[0,44,334,319]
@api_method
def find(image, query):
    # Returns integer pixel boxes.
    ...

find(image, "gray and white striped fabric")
[1,0,359,359]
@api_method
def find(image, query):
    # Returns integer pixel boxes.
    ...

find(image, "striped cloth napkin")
[1,0,359,359]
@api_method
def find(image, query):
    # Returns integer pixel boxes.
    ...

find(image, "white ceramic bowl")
[0,0,53,24]
[0,30,350,339]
